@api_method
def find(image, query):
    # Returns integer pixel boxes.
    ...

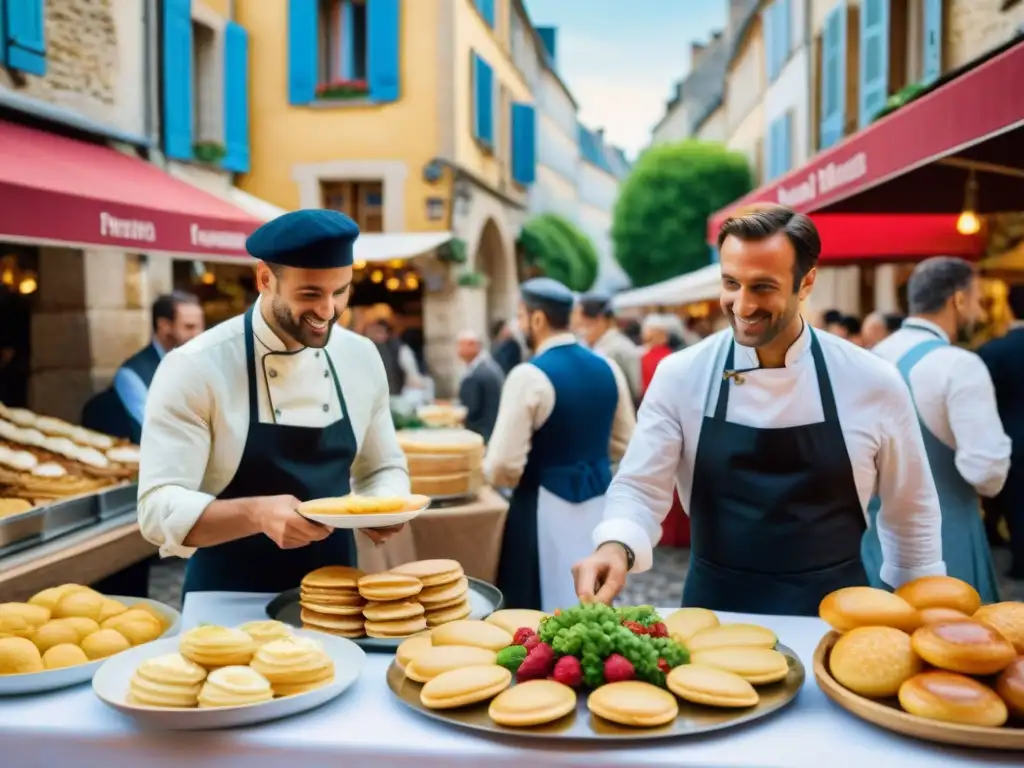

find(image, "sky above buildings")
[525,0,728,159]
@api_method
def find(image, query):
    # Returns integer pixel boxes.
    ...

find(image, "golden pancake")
[238,620,293,646]
[390,559,465,587]
[687,624,778,652]
[829,625,922,698]
[689,647,790,685]
[0,602,51,628]
[362,601,425,621]
[0,636,44,674]
[404,644,497,682]
[31,619,81,653]
[250,637,335,696]
[418,577,469,606]
[197,666,274,708]
[396,634,434,670]
[179,625,256,667]
[666,664,759,708]
[42,644,89,670]
[365,616,429,638]
[483,609,549,635]
[664,607,720,643]
[419,664,512,710]
[489,679,577,726]
[302,566,365,590]
[300,607,365,633]
[430,619,512,651]
[300,599,366,616]
[423,594,470,611]
[587,681,679,727]
[425,601,472,627]
[129,652,207,708]
[357,573,423,602]
[80,628,131,660]
[305,624,364,639]
[299,587,363,603]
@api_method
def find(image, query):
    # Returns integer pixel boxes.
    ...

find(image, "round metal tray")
[385,643,805,742]
[265,577,504,653]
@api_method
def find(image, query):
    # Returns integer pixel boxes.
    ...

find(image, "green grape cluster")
[537,603,690,689]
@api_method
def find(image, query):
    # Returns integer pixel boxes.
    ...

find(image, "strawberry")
[603,653,635,683]
[516,642,555,682]
[552,656,583,688]
[657,658,671,675]
[649,622,669,639]
[512,627,536,646]
[522,634,541,652]
[622,620,648,635]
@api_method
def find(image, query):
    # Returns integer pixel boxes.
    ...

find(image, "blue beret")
[520,277,574,307]
[246,209,359,268]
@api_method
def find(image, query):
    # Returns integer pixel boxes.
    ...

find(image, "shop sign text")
[190,224,248,251]
[99,212,157,243]
[776,152,868,208]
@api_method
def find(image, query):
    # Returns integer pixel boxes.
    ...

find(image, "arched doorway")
[475,217,512,329]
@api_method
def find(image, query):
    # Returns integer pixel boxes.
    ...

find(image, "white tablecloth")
[0,592,1016,768]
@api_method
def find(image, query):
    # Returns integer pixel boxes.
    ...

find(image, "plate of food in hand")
[813,575,1024,750]
[385,602,805,741]
[296,493,431,529]
[267,559,505,651]
[0,585,181,695]
[92,619,366,730]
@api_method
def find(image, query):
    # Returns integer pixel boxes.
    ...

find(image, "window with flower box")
[317,0,370,100]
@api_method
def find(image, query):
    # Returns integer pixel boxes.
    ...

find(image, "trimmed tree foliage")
[612,141,753,288]
[518,213,599,292]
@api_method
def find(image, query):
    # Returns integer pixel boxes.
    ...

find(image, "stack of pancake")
[298,566,367,638]
[390,559,472,628]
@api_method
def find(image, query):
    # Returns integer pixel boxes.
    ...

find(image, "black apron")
[682,330,868,616]
[182,305,357,595]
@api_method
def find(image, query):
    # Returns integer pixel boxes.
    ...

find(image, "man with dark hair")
[978,283,1024,578]
[865,257,1008,601]
[490,318,524,374]
[81,292,204,444]
[575,291,641,404]
[486,277,635,610]
[574,205,944,615]
[136,209,406,595]
[822,308,845,335]
[838,314,863,345]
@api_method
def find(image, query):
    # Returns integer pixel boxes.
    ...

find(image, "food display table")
[355,487,509,584]
[0,593,1015,767]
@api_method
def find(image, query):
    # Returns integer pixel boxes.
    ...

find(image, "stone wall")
[947,0,1024,70]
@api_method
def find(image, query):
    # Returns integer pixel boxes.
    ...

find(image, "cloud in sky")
[525,0,728,158]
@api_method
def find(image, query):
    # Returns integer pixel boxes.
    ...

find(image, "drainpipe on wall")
[804,0,813,164]
[143,0,163,163]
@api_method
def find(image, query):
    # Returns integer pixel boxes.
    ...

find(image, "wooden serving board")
[813,630,1024,750]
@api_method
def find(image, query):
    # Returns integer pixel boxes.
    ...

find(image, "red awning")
[708,40,1024,238]
[813,213,985,263]
[0,120,260,258]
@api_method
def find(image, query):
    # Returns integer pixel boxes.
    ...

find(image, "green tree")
[518,213,599,292]
[612,141,753,288]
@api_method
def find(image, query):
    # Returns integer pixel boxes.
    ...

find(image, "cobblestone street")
[148,545,1024,612]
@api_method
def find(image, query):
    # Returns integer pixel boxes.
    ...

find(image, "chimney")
[536,26,557,65]
[727,0,758,39]
[691,41,706,66]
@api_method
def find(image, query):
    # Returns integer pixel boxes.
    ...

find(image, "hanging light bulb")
[404,273,419,290]
[386,277,400,291]
[956,170,981,235]
[370,269,384,283]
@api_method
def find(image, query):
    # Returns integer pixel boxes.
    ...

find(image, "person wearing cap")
[136,209,409,595]
[572,206,944,615]
[575,291,642,404]
[487,277,636,611]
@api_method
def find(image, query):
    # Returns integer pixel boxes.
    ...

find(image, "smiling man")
[573,205,945,615]
[137,209,409,595]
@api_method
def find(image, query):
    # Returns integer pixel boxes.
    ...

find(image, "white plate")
[0,596,182,696]
[92,628,366,730]
[297,495,431,529]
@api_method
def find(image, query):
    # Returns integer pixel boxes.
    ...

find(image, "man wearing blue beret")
[136,209,409,594]
[485,277,636,611]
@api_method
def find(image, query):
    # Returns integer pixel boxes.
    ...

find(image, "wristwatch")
[601,540,635,571]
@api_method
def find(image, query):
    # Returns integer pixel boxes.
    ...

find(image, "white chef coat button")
[322,404,329,413]
[323,370,329,378]
[268,369,278,378]
[315,351,320,358]
[274,408,282,417]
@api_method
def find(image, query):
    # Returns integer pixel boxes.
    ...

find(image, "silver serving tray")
[266,576,504,653]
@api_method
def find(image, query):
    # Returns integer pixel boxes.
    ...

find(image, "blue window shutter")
[511,102,536,185]
[819,2,846,150]
[473,53,494,147]
[368,0,401,102]
[6,0,47,76]
[858,0,889,127]
[222,22,250,173]
[764,2,777,81]
[922,0,942,85]
[288,0,317,104]
[162,0,193,160]
[778,0,791,67]
[780,112,792,175]
[0,1,7,68]
[476,0,496,28]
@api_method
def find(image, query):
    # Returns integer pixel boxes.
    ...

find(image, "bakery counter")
[0,592,1014,768]
[355,487,509,584]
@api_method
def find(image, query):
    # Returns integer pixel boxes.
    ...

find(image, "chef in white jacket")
[136,209,409,595]
[573,205,945,615]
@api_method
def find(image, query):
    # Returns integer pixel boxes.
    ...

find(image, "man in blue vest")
[82,292,204,443]
[485,277,635,611]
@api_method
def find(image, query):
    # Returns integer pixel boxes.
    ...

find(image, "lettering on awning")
[99,212,157,242]
[190,224,248,251]
[776,152,869,209]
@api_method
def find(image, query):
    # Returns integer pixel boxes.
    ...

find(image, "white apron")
[536,486,607,613]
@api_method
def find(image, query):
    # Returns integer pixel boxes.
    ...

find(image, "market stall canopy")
[612,263,721,310]
[0,120,260,258]
[708,39,1024,238]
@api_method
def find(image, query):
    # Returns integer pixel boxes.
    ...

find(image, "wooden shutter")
[858,0,889,127]
[922,0,942,85]
[6,0,46,75]
[222,22,250,173]
[368,0,400,102]
[473,53,494,147]
[511,102,536,185]
[162,0,194,160]
[819,2,846,150]
[288,0,318,105]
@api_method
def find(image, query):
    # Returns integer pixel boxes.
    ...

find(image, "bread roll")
[916,607,970,626]
[910,621,1015,676]
[894,576,981,616]
[819,587,919,633]
[973,602,1024,654]
[898,671,1007,727]
[994,657,1024,719]
[829,626,922,698]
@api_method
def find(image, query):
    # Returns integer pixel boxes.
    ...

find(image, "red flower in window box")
[316,79,370,100]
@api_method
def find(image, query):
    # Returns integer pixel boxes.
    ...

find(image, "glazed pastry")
[419,664,512,710]
[197,666,274,708]
[488,679,577,726]
[129,653,207,708]
[829,626,923,698]
[973,601,1024,654]
[910,621,1015,676]
[916,607,970,626]
[898,671,1008,727]
[666,664,759,708]
[895,576,982,616]
[587,681,679,727]
[994,657,1024,719]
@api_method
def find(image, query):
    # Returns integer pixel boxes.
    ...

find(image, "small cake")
[910,621,1015,676]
